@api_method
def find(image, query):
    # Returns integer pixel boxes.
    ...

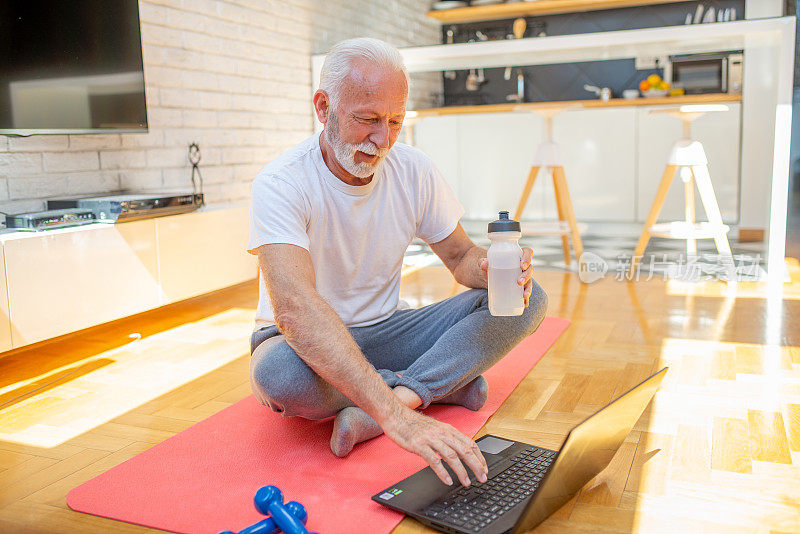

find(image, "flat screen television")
[0,0,148,135]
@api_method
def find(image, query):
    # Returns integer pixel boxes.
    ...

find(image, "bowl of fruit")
[639,74,670,98]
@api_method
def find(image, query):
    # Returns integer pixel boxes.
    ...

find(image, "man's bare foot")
[435,376,488,411]
[330,407,383,457]
[329,377,488,457]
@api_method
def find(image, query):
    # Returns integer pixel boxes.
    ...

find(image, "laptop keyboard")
[421,447,555,532]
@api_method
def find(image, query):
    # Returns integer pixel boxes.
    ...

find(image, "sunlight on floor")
[0,308,254,448]
[665,258,800,299]
[630,335,800,532]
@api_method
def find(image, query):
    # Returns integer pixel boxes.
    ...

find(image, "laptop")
[372,367,667,534]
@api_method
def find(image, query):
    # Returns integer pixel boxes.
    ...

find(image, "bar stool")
[513,105,584,266]
[628,104,734,279]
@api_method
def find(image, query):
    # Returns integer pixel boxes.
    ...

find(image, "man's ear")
[313,90,330,124]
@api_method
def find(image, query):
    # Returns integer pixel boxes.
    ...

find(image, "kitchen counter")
[409,93,741,117]
[313,17,794,277]
[409,96,743,232]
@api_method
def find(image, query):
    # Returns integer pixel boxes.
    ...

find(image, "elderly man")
[248,37,547,488]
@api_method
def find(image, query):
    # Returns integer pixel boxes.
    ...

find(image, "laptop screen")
[511,367,667,532]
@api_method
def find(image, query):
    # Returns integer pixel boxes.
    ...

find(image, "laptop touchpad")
[477,436,514,454]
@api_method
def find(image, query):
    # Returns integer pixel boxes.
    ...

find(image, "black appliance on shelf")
[669,53,743,95]
[5,208,96,231]
[47,193,203,223]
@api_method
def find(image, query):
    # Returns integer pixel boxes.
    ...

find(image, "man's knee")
[249,338,328,419]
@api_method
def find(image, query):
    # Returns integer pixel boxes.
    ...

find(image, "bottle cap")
[488,211,521,233]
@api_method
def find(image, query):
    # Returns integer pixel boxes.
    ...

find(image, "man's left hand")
[518,247,534,307]
[478,247,535,307]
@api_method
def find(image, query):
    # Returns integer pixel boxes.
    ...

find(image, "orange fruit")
[660,81,671,90]
[639,80,650,91]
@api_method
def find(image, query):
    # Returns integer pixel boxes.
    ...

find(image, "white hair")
[318,37,409,111]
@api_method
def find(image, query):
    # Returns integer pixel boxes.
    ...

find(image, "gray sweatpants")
[249,284,548,420]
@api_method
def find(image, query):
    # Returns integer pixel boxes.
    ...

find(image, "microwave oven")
[668,53,743,94]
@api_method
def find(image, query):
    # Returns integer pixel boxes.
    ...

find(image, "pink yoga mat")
[68,317,569,534]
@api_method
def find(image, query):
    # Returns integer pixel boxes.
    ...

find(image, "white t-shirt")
[247,132,465,329]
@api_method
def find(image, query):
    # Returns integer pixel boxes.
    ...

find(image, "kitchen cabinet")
[412,101,741,226]
[552,108,637,221]
[636,103,741,223]
[411,114,461,198]
[455,112,545,221]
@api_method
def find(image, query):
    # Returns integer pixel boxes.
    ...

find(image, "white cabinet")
[412,115,461,198]
[0,205,257,350]
[636,103,741,223]
[156,206,255,304]
[3,220,161,347]
[553,108,637,221]
[415,112,545,221]
[0,246,11,352]
[413,103,741,226]
[456,112,545,221]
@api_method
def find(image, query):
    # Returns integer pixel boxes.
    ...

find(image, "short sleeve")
[247,173,310,254]
[415,162,465,245]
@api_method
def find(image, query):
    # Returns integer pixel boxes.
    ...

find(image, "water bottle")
[487,211,524,316]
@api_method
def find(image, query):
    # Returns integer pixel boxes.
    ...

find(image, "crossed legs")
[250,284,548,454]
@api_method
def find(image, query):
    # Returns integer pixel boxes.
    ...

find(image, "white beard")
[325,111,390,179]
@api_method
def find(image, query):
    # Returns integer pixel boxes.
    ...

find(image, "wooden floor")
[1,261,799,533]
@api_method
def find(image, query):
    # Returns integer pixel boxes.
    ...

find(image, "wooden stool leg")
[514,166,540,222]
[551,168,572,266]
[629,164,678,278]
[552,166,583,264]
[690,165,735,277]
[684,171,697,257]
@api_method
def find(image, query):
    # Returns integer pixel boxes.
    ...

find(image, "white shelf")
[427,0,689,24]
[393,18,794,73]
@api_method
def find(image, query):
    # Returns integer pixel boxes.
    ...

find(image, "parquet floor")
[0,260,799,533]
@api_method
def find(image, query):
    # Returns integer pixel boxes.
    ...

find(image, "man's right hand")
[382,406,488,487]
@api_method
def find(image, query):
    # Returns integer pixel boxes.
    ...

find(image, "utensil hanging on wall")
[693,4,704,24]
[444,27,456,80]
[513,18,526,39]
[466,69,480,91]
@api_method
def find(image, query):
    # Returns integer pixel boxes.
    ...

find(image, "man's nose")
[370,120,390,150]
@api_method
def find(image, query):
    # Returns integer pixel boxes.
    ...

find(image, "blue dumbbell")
[254,486,317,534]
[218,500,307,534]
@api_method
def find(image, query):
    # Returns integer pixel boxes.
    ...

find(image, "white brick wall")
[0,0,441,214]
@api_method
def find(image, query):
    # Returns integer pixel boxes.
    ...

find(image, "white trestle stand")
[513,105,584,267]
[629,104,735,280]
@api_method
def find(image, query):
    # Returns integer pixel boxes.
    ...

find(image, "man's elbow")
[452,268,468,287]
[273,294,310,336]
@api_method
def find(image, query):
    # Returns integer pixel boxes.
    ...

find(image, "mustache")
[352,142,389,158]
